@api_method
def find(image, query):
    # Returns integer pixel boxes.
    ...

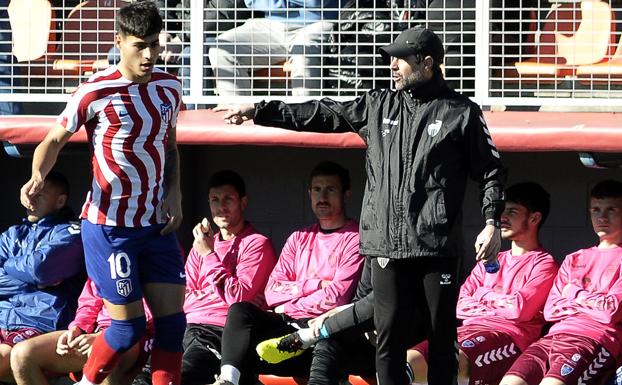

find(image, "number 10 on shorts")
[108,252,132,279]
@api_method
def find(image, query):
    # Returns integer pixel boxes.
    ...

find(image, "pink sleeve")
[184,249,203,303]
[184,248,211,313]
[478,256,558,321]
[456,263,490,319]
[563,276,622,325]
[205,237,276,304]
[282,234,363,317]
[68,280,103,333]
[544,256,581,321]
[265,233,300,307]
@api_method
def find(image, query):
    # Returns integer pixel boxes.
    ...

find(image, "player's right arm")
[20,124,73,210]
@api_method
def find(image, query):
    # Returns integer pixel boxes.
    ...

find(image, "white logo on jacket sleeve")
[427,120,443,137]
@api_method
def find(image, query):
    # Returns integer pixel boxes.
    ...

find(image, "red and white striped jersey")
[57,66,182,227]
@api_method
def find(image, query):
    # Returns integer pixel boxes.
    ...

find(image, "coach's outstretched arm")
[214,104,256,125]
[20,125,73,210]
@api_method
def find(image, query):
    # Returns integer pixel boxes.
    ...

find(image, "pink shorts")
[0,328,44,347]
[505,333,616,385]
[411,328,521,385]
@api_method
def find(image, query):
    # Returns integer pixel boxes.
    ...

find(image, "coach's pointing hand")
[214,104,256,125]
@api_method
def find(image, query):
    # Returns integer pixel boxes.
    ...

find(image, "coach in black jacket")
[215,27,505,385]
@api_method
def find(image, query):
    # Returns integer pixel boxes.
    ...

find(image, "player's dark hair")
[45,171,70,198]
[505,182,550,228]
[116,1,163,38]
[309,161,351,191]
[208,170,246,198]
[591,180,622,200]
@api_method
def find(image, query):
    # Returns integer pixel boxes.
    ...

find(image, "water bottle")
[484,259,500,274]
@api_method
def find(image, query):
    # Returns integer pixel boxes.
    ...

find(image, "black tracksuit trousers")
[220,302,312,385]
[372,257,461,385]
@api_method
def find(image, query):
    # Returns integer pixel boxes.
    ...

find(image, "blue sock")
[104,316,146,352]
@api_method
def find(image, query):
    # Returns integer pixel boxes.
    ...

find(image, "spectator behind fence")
[413,0,475,94]
[133,170,277,385]
[109,1,254,101]
[408,182,558,385]
[500,180,622,385]
[209,161,364,385]
[154,0,254,99]
[11,279,154,385]
[256,182,557,385]
[0,171,84,382]
[209,0,337,96]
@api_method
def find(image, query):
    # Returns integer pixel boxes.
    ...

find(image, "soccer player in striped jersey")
[20,2,185,385]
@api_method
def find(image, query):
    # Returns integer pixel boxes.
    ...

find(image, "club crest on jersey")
[12,335,25,344]
[560,364,574,376]
[462,339,475,348]
[427,119,442,137]
[116,279,132,297]
[160,102,173,124]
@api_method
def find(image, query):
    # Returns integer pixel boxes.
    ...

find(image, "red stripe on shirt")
[102,99,132,227]
[124,85,151,227]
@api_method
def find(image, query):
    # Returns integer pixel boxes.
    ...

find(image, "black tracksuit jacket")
[254,75,505,260]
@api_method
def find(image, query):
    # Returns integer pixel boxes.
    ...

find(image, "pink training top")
[57,66,182,227]
[69,278,153,333]
[544,245,622,358]
[265,219,363,319]
[184,223,276,327]
[457,248,558,351]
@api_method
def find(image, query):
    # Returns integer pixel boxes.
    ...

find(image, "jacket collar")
[404,73,450,103]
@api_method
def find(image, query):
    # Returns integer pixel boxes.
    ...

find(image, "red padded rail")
[0,110,620,152]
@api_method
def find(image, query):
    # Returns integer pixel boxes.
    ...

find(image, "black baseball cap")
[379,27,444,63]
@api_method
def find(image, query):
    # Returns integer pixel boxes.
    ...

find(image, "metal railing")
[0,0,620,110]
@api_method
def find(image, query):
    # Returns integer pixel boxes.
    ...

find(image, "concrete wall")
[2,145,620,277]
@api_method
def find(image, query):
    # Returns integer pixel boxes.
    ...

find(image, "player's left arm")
[479,255,558,321]
[456,263,490,318]
[160,123,182,235]
[563,266,622,324]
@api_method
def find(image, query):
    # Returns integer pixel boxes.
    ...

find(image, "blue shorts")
[81,220,185,304]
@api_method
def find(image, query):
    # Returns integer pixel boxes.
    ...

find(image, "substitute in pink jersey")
[175,170,276,385]
[19,3,186,385]
[210,161,364,385]
[501,179,622,385]
[11,279,154,385]
[409,182,558,385]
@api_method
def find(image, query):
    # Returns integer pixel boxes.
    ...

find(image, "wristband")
[485,219,501,228]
